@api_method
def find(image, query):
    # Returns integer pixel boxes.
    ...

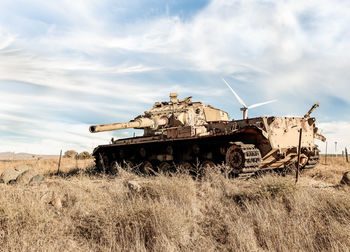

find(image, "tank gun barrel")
[304,102,319,119]
[89,117,168,133]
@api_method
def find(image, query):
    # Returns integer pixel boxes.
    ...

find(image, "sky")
[0,0,349,154]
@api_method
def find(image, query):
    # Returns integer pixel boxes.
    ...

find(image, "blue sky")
[0,0,349,154]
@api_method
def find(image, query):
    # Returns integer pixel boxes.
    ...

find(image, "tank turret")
[90,93,230,136]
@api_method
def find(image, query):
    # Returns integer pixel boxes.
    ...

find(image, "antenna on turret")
[222,78,277,119]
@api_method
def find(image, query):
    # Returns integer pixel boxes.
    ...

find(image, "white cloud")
[0,0,349,154]
[317,121,350,154]
[0,118,126,154]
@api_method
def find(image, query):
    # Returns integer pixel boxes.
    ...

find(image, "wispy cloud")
[0,0,349,153]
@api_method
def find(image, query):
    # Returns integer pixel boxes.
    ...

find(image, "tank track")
[226,143,262,179]
[303,154,319,170]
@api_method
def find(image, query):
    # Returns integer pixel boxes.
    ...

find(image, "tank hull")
[92,116,320,176]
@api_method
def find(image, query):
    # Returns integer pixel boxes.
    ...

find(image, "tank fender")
[228,141,244,146]
[235,126,269,139]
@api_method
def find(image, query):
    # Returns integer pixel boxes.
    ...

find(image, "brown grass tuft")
[0,157,349,251]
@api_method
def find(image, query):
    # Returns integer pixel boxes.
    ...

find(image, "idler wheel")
[110,161,119,175]
[95,154,103,172]
[225,145,245,172]
[97,153,110,173]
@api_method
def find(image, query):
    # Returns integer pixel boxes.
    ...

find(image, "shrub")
[77,151,92,160]
[64,150,78,158]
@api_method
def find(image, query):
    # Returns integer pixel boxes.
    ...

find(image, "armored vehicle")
[90,93,325,177]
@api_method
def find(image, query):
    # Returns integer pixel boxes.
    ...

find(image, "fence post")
[335,142,337,158]
[325,142,328,165]
[57,150,62,175]
[346,148,349,163]
[75,155,78,169]
[296,128,303,184]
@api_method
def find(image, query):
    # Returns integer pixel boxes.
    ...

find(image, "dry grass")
[0,158,349,251]
[303,156,350,184]
[0,158,94,176]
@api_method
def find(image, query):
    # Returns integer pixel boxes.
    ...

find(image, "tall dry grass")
[0,158,349,251]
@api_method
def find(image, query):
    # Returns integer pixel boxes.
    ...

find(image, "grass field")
[0,157,349,251]
[0,158,94,176]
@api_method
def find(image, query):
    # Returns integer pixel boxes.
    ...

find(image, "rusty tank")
[90,93,325,177]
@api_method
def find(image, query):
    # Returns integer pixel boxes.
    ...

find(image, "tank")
[90,93,325,177]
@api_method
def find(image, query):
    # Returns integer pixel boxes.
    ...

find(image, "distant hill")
[0,152,59,161]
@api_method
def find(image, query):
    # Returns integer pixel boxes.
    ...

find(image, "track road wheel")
[178,162,193,175]
[158,162,172,175]
[125,160,134,169]
[122,160,135,172]
[201,160,215,169]
[200,160,216,177]
[142,161,155,176]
